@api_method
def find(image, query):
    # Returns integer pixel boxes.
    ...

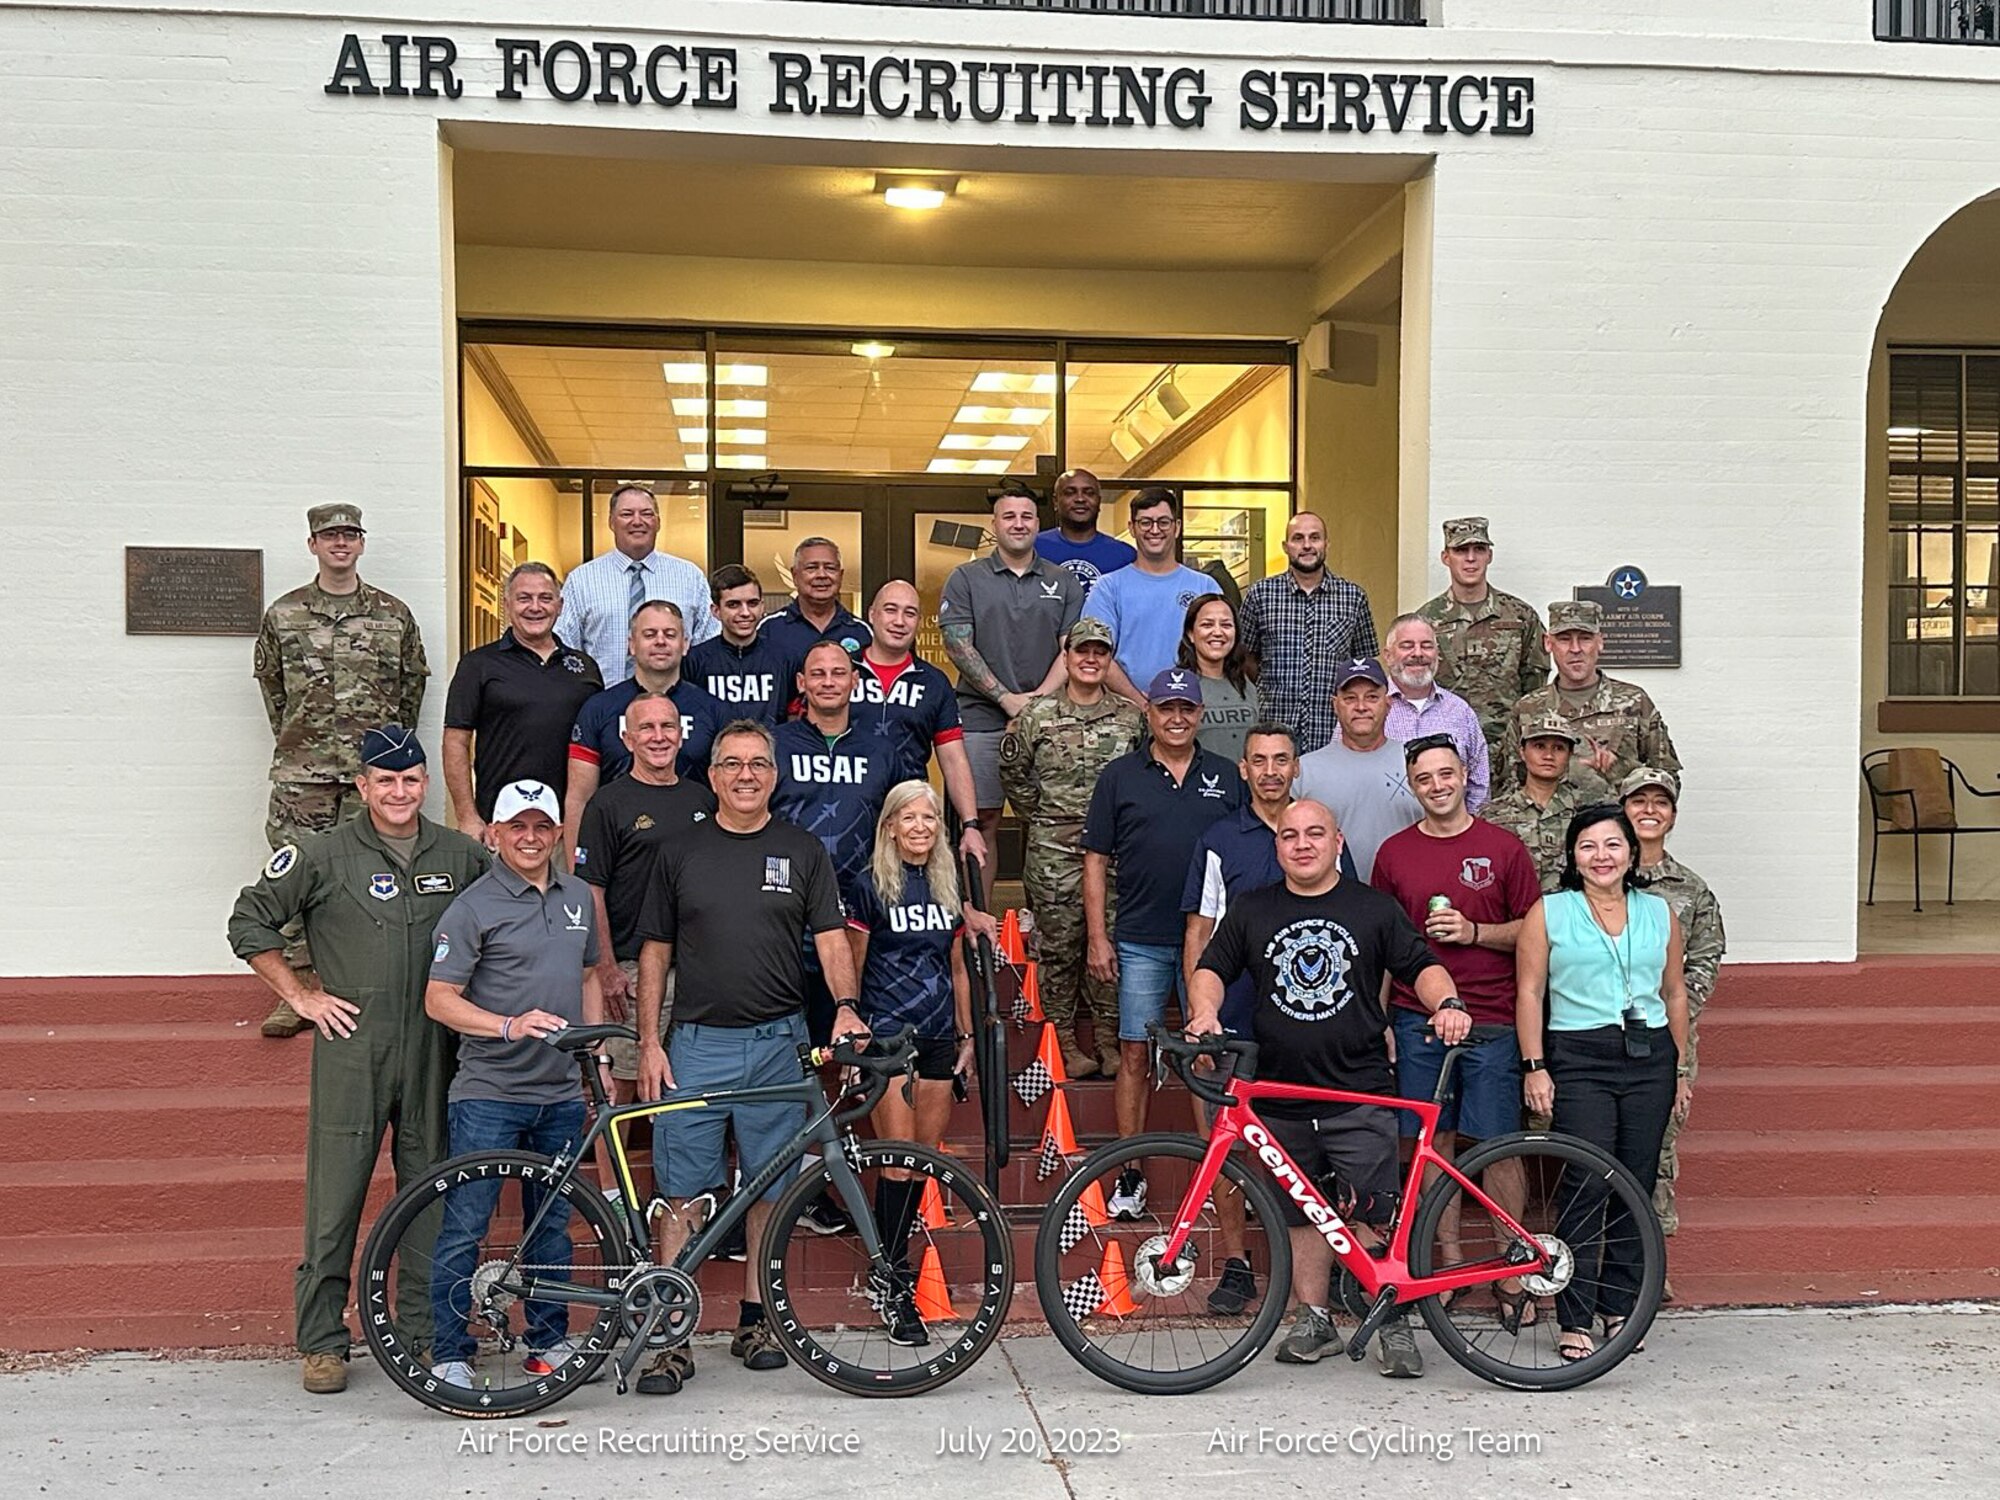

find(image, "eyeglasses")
[1132,517,1177,533]
[714,757,776,775]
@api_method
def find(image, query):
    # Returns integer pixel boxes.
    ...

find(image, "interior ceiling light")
[929,457,1010,475]
[876,173,958,211]
[939,433,1031,451]
[683,452,708,468]
[970,372,1075,394]
[851,341,897,360]
[1109,426,1146,462]
[671,398,768,418]
[715,454,769,469]
[1154,380,1191,422]
[662,362,768,385]
[954,404,1051,426]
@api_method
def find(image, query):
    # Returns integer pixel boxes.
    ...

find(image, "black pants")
[1548,1025,1676,1330]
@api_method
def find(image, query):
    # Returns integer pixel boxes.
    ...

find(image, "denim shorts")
[1116,940,1182,1042]
[1391,1006,1522,1141]
[656,1014,809,1202]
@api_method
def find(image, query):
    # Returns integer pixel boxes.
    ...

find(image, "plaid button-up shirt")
[1240,570,1379,753]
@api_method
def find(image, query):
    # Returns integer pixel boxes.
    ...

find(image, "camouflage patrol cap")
[1442,516,1492,548]
[1066,616,1115,650]
[1547,599,1604,635]
[307,503,365,535]
[1619,765,1680,803]
[1520,712,1580,747]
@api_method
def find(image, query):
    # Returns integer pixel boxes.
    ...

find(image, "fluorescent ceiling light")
[970,372,1076,394]
[928,458,1011,475]
[954,405,1051,426]
[678,428,768,445]
[683,452,708,468]
[939,433,1031,452]
[875,173,959,211]
[671,398,768,418]
[715,454,769,469]
[662,362,768,385]
[851,341,897,360]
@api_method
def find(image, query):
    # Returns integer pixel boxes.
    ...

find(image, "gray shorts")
[1261,1106,1400,1228]
[604,960,674,1081]
[963,729,1006,811]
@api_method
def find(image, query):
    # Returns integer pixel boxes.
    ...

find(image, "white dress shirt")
[556,548,718,679]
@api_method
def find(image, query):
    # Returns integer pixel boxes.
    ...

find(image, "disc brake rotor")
[1130,1234,1197,1297]
[1520,1234,1574,1297]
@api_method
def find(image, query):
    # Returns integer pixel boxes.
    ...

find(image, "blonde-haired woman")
[844,780,973,1344]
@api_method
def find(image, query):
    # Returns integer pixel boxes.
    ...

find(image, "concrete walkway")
[4,1306,1997,1499]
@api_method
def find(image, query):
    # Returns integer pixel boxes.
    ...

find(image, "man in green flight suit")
[228,724,487,1395]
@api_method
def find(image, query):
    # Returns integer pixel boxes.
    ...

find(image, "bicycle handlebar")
[1148,1025,1260,1108]
[804,1025,919,1125]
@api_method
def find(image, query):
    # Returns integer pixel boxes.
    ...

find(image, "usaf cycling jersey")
[771,717,899,889]
[568,676,725,783]
[845,863,962,1039]
[686,631,796,725]
[850,652,965,785]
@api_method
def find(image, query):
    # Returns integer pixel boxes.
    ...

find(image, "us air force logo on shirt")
[1039,579,1063,599]
[413,872,456,895]
[1199,772,1226,799]
[264,844,299,880]
[564,903,588,932]
[1263,919,1357,1021]
[368,872,399,901]
[433,933,451,963]
[763,856,793,893]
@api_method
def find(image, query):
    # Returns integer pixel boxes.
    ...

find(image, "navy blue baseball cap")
[360,723,426,771]
[1145,667,1204,706]
[1333,657,1389,692]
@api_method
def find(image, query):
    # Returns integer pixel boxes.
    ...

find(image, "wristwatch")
[1435,997,1468,1015]
[1521,1058,1548,1074]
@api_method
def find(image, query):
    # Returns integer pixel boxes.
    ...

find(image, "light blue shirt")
[556,549,718,680]
[1080,564,1220,687]
[1544,889,1671,1031]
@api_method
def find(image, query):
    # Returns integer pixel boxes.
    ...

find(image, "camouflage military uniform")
[254,578,428,961]
[999,691,1142,1045]
[1419,588,1549,754]
[1641,851,1726,1235]
[1503,676,1680,794]
[1481,770,1614,890]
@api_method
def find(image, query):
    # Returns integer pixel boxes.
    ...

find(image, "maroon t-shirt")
[1370,818,1541,1025]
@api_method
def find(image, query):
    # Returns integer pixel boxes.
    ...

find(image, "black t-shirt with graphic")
[1198,879,1440,1118]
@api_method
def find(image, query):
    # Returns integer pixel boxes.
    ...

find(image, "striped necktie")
[625,559,646,679]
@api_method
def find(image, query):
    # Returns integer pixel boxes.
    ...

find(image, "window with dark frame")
[1887,351,2000,697]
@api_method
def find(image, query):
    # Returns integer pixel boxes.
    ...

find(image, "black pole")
[960,849,1009,1193]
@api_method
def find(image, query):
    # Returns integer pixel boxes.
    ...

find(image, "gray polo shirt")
[430,861,600,1105]
[939,550,1085,732]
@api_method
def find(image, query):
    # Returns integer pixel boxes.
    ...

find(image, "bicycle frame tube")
[1158,1080,1549,1304]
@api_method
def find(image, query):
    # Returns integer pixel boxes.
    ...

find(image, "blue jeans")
[1116,940,1182,1042]
[431,1097,588,1362]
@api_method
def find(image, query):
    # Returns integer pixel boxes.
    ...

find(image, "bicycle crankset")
[1518,1235,1574,1297]
[619,1266,702,1349]
[1130,1235,1197,1298]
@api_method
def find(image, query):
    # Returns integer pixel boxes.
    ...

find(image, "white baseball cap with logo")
[492,780,561,824]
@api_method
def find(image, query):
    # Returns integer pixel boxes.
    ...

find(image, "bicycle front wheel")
[1035,1134,1293,1395]
[360,1149,635,1418]
[1409,1130,1665,1391]
[761,1141,1014,1397]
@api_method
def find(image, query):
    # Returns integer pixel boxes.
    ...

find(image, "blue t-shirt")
[771,717,899,891]
[686,632,797,725]
[1082,746,1244,946]
[1081,564,1222,687]
[845,864,962,1039]
[851,653,965,785]
[1037,529,1137,598]
[568,676,724,785]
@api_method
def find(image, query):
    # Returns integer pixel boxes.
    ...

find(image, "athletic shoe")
[635,1347,694,1396]
[1108,1168,1148,1221]
[1376,1316,1423,1378]
[800,1195,853,1236]
[523,1336,605,1382]
[717,1211,749,1262]
[867,1263,930,1348]
[1206,1257,1258,1316]
[732,1319,788,1371]
[429,1359,476,1387]
[1274,1305,1343,1364]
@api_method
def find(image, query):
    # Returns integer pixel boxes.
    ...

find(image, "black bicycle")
[359,1025,1013,1418]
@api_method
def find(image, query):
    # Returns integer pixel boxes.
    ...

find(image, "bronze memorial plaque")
[125,547,265,636]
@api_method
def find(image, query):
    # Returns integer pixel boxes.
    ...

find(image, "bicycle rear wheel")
[761,1141,1013,1396]
[360,1149,635,1418]
[1035,1134,1292,1395]
[1409,1131,1665,1391]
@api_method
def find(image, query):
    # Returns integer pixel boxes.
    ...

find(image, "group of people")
[230,476,1723,1397]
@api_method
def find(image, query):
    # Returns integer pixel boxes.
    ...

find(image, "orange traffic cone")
[914,1246,958,1320]
[1036,1014,1068,1083]
[1043,1088,1079,1157]
[1096,1241,1139,1316]
[998,910,1025,965]
[919,1178,952,1230]
[1078,1179,1111,1228]
[1020,962,1046,1023]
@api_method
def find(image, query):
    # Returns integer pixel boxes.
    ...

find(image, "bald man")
[1239,513,1379,754]
[1036,468,1135,597]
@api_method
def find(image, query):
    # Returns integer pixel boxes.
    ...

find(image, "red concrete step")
[1696,1007,2000,1067]
[1668,1266,2000,1307]
[0,1022,312,1091]
[0,1156,395,1235]
[1714,957,1998,1009]
[1671,1195,2000,1275]
[0,976,273,1026]
[1689,1066,2000,1131]
[1675,1128,2000,1199]
[0,1086,309,1158]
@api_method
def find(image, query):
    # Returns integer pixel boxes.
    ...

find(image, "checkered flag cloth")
[1060,1271,1107,1324]
[1057,1200,1094,1255]
[1036,1131,1067,1181]
[1012,1059,1054,1107]
[1010,979,1031,1024]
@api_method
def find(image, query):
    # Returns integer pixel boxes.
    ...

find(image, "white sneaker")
[430,1359,476,1386]
[1108,1168,1148,1221]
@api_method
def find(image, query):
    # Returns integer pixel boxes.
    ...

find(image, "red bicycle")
[1035,1026,1664,1392]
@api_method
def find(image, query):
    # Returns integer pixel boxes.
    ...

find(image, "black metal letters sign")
[1574,566,1681,669]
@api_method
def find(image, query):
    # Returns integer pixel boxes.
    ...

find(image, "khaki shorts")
[604,960,674,1082]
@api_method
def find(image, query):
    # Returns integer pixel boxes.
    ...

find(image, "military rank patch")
[413,872,456,895]
[264,845,299,880]
[368,873,399,901]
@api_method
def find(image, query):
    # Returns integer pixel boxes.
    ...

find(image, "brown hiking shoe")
[1096,1040,1122,1079]
[301,1353,347,1393]
[262,999,309,1038]
[1061,1042,1099,1079]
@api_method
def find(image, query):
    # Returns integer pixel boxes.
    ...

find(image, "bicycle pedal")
[1346,1287,1401,1363]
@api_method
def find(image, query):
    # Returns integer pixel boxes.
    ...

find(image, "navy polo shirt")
[759,600,872,665]
[687,631,797,725]
[851,652,965,785]
[567,676,725,784]
[1082,745,1244,946]
[771,716,899,890]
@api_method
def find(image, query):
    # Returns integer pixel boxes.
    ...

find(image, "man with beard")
[1345,614,1491,810]
[1240,512,1378,753]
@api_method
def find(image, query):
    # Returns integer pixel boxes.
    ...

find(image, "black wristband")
[1521,1058,1547,1074]
[1436,997,1468,1015]
[835,999,861,1013]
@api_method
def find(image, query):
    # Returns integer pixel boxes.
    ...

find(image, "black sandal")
[1494,1278,1540,1335]
[1557,1330,1595,1363]
[1601,1315,1645,1353]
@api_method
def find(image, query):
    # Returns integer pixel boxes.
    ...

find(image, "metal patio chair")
[1863,747,2000,912]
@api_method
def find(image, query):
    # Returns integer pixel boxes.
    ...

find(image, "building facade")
[5,1,1998,975]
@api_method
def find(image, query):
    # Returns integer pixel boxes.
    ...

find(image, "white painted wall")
[5,3,2000,972]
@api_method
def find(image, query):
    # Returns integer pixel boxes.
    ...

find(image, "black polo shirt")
[443,630,603,819]
[1082,745,1244,946]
